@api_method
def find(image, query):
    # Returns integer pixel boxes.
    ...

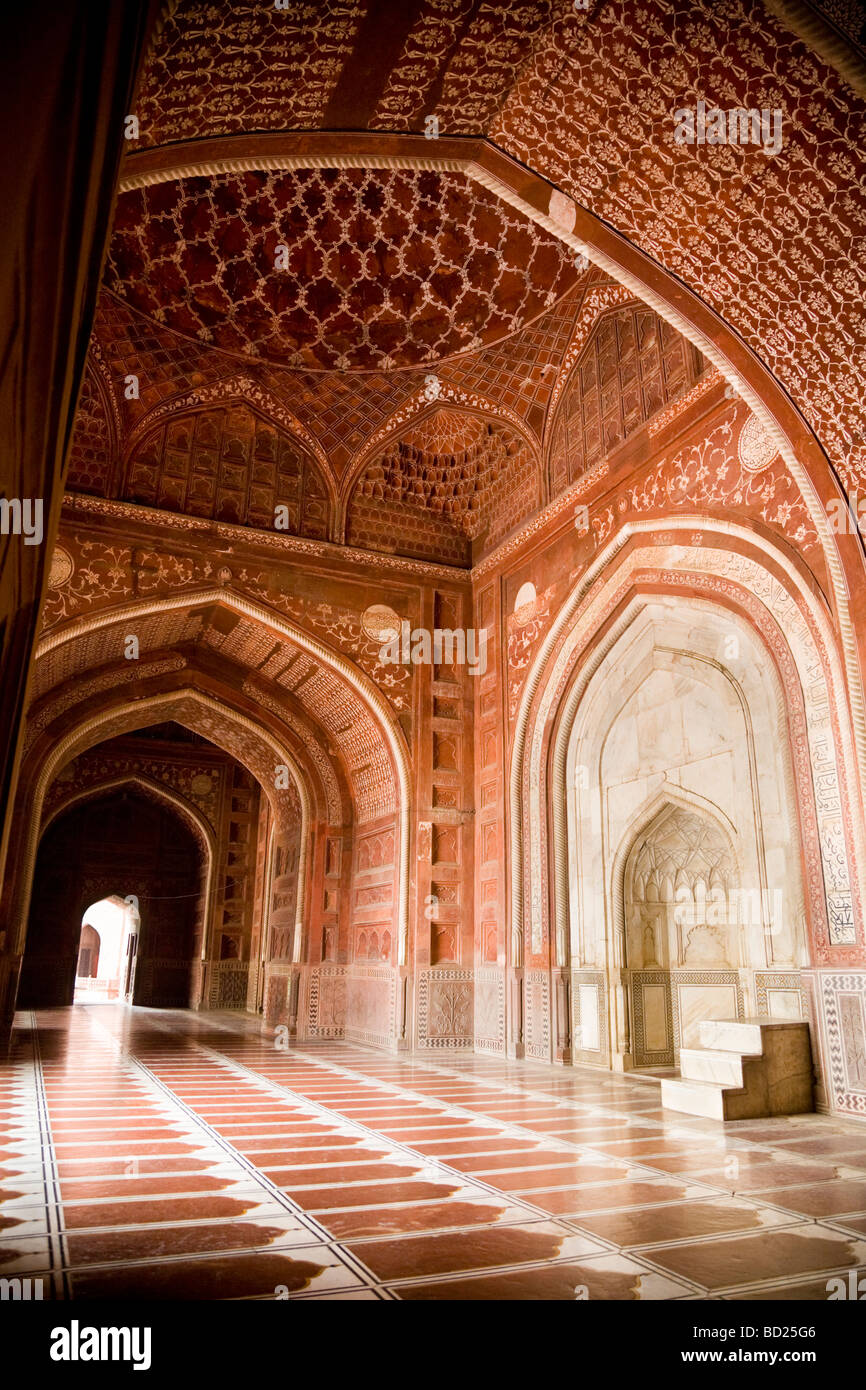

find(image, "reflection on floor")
[2,1006,866,1300]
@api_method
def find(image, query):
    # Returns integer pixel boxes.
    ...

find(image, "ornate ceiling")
[133,1,557,144]
[58,0,864,570]
[347,408,540,565]
[70,272,714,563]
[106,169,580,370]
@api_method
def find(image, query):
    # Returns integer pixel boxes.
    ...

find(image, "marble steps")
[677,1045,754,1088]
[660,1019,813,1121]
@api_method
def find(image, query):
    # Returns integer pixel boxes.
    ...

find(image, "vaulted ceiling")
[106,169,581,370]
[29,596,400,827]
[60,0,865,570]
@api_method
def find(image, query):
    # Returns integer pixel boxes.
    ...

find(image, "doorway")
[19,787,205,1009]
[623,803,738,1068]
[73,895,140,1004]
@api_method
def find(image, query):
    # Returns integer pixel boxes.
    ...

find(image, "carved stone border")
[306,964,348,1039]
[669,970,744,1059]
[345,963,398,1050]
[754,972,806,1019]
[473,966,505,1053]
[571,968,608,1065]
[630,970,675,1066]
[819,971,866,1115]
[417,967,474,1049]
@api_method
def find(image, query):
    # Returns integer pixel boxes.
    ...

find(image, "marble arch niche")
[565,598,809,1071]
[622,802,738,1068]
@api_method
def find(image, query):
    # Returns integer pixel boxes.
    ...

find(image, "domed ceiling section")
[346,408,540,565]
[119,0,866,508]
[104,168,581,371]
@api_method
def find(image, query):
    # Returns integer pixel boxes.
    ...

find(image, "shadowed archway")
[19,787,205,1009]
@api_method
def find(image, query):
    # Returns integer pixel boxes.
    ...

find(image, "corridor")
[2,1008,866,1300]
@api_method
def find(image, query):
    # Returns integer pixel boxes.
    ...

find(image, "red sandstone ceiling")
[119,0,866,495]
[106,169,580,370]
[61,0,864,567]
[70,281,713,563]
[133,1,558,144]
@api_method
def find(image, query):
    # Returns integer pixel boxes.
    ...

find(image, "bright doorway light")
[74,895,138,1003]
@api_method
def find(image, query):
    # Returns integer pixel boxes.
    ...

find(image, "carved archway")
[614,793,742,1070]
[12,690,310,970]
[33,586,413,959]
[43,773,217,976]
[19,783,207,1010]
[120,394,336,541]
[512,521,866,985]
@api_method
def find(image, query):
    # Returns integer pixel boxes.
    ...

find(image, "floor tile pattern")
[2,1007,866,1300]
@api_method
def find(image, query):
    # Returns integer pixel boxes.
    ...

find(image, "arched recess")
[33,587,413,962]
[42,773,217,970]
[11,690,310,974]
[560,600,811,1070]
[543,301,706,500]
[66,362,120,497]
[122,377,332,489]
[612,790,742,1070]
[511,520,866,987]
[340,391,541,513]
[340,395,543,561]
[19,785,207,1010]
[119,396,336,540]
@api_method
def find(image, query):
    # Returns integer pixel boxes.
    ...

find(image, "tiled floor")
[2,1006,866,1300]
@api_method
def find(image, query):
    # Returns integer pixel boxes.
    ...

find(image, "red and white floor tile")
[2,1007,866,1300]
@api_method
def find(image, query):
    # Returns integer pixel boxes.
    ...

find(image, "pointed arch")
[34,587,412,961]
[13,690,310,966]
[511,519,866,975]
[42,773,217,966]
[338,389,542,541]
[611,786,741,974]
[123,375,333,492]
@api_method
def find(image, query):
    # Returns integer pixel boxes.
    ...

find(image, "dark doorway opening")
[19,787,205,1009]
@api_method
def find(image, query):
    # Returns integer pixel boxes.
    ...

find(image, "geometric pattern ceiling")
[106,169,580,371]
[66,293,710,563]
[125,0,866,503]
[58,0,864,576]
